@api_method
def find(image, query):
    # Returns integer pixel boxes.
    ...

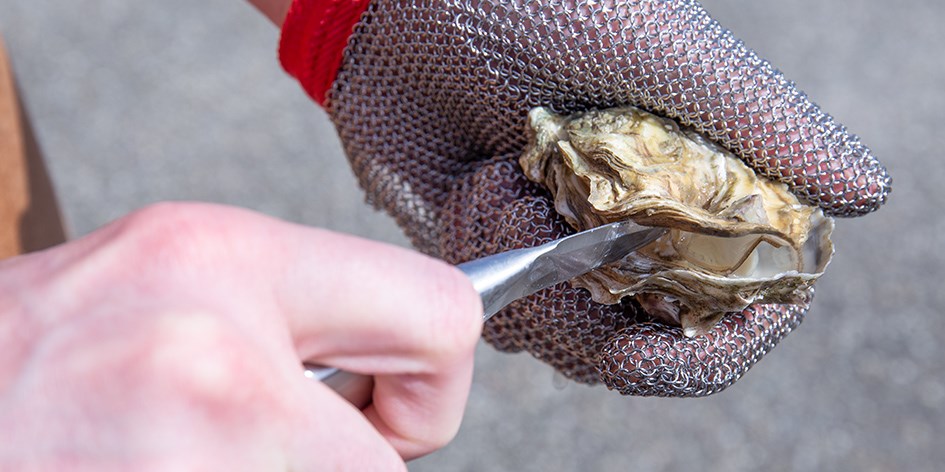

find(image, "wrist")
[278,0,372,106]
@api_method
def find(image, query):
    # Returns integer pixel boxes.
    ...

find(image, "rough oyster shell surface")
[520,106,834,337]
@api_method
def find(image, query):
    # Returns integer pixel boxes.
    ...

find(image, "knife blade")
[457,220,667,320]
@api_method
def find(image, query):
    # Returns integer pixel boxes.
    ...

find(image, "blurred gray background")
[1,0,941,470]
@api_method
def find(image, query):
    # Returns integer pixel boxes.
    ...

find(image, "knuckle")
[115,203,232,270]
[123,202,203,233]
[122,202,213,246]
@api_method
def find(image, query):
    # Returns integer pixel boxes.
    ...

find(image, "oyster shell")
[520,106,834,337]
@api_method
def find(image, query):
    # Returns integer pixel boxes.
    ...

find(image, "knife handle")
[304,364,375,409]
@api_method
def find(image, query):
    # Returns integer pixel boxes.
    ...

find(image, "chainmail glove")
[279,0,890,396]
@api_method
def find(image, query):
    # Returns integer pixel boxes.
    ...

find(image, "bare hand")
[0,203,481,469]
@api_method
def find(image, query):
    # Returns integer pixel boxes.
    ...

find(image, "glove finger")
[332,0,890,219]
[599,300,809,397]
[550,0,891,215]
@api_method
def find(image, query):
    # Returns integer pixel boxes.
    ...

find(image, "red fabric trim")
[278,0,373,107]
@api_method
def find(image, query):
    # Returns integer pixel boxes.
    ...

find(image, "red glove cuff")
[278,0,372,107]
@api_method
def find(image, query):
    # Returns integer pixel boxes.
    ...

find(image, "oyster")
[520,106,834,337]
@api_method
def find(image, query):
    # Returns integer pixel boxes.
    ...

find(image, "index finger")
[265,220,483,459]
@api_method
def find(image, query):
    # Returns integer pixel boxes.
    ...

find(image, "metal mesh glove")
[281,0,890,396]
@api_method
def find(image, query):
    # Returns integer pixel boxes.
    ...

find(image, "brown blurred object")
[0,35,66,259]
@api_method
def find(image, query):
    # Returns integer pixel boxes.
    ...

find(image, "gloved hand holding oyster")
[281,0,892,396]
